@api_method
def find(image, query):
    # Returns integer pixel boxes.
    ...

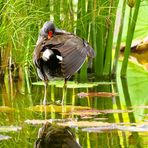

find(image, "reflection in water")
[0,77,147,147]
[34,122,81,148]
[121,78,143,148]
[121,78,136,123]
[113,78,127,148]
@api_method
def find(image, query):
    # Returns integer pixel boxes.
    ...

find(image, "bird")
[33,21,95,105]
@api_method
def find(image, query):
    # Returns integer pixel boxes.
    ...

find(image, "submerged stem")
[43,81,48,105]
[62,79,67,106]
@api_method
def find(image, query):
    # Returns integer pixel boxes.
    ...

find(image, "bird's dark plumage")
[34,21,95,82]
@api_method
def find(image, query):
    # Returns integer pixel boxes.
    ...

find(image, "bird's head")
[42,21,55,39]
[36,21,55,45]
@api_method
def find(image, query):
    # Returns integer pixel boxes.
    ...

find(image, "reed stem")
[112,0,127,76]
[121,0,141,76]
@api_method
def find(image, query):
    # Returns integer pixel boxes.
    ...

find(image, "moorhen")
[33,21,95,105]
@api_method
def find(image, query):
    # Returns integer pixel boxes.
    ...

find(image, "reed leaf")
[112,0,126,76]
[103,0,119,77]
[121,0,141,76]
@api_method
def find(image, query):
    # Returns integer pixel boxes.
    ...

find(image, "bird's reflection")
[34,122,82,148]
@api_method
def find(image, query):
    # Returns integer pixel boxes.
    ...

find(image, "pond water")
[0,64,148,147]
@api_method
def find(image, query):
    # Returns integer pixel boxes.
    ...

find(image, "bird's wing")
[33,39,45,68]
[36,34,94,78]
[83,41,95,58]
[43,35,88,78]
[56,37,88,78]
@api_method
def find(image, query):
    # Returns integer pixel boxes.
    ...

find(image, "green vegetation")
[0,0,148,84]
[0,60,148,147]
[121,0,141,76]
[0,1,148,147]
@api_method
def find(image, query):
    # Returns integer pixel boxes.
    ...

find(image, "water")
[0,75,148,148]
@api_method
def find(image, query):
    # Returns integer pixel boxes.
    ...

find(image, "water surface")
[0,75,147,148]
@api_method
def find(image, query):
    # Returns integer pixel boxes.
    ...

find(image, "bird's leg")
[43,80,48,105]
[62,79,67,106]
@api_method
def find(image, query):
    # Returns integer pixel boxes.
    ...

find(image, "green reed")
[121,0,141,76]
[0,0,142,83]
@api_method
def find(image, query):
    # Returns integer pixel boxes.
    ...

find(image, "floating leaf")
[0,126,22,132]
[0,106,15,113]
[27,105,91,113]
[25,119,51,125]
[25,120,148,132]
[25,120,111,128]
[98,109,134,114]
[82,124,118,132]
[93,82,115,85]
[83,123,148,132]
[117,124,148,132]
[80,116,94,119]
[0,135,11,141]
[131,106,148,109]
[77,92,118,98]
[32,81,114,88]
[94,118,108,121]
[32,80,63,86]
[81,117,108,121]
[25,119,76,125]
[58,121,111,128]
[55,82,96,88]
[126,60,148,77]
[64,109,132,117]
[67,109,101,116]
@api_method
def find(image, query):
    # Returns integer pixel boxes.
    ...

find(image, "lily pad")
[127,60,148,77]
[62,109,132,117]
[32,81,114,88]
[25,119,52,125]
[25,119,75,125]
[0,126,22,132]
[98,109,134,114]
[118,59,148,77]
[82,123,148,132]
[32,80,63,86]
[58,121,111,128]
[131,106,148,109]
[0,106,15,113]
[82,124,118,132]
[77,92,118,98]
[0,135,11,141]
[117,124,148,132]
[64,109,101,116]
[27,105,91,113]
[56,82,96,88]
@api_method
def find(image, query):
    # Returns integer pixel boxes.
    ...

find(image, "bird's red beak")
[48,31,53,39]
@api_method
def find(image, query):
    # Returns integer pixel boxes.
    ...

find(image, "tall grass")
[0,0,142,84]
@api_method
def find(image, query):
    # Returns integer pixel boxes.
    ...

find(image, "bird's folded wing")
[33,40,44,68]
[57,39,87,78]
[37,34,93,78]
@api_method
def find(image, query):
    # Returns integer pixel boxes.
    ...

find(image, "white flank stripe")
[42,49,53,61]
[56,55,63,61]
